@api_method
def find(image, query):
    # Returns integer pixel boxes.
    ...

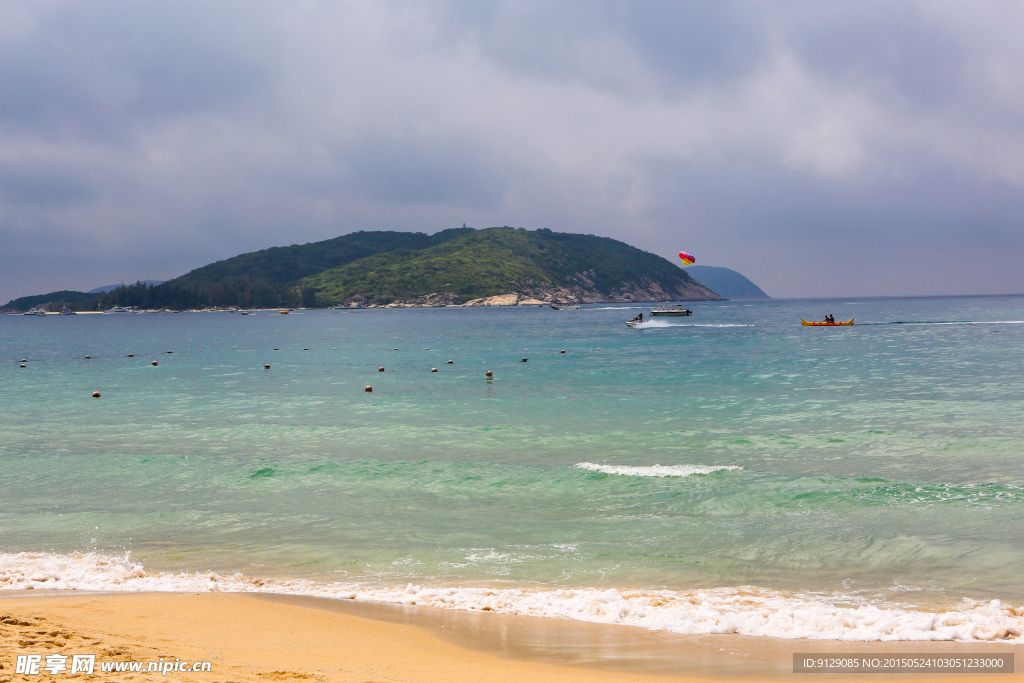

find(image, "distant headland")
[683,266,770,299]
[3,227,746,311]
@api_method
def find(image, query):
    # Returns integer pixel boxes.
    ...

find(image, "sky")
[1,0,1022,303]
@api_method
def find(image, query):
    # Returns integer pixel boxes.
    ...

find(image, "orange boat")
[801,318,854,326]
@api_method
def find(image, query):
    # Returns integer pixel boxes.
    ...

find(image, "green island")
[3,227,723,311]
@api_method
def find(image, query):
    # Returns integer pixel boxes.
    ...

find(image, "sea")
[2,295,1022,642]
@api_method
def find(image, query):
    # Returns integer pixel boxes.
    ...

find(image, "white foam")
[628,320,754,328]
[1,552,1021,642]
[575,462,742,477]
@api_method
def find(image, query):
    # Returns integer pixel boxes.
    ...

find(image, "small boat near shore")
[104,306,133,314]
[801,318,854,326]
[650,305,692,316]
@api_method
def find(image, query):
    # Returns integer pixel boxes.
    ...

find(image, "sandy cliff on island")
[364,268,723,308]
[370,276,722,308]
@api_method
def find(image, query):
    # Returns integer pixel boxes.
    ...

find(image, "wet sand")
[1,591,1019,681]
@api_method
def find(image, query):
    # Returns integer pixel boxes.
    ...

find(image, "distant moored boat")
[650,305,692,316]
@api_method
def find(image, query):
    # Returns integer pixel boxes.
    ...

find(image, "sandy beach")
[1,592,1019,682]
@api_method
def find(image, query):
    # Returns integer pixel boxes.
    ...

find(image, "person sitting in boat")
[828,314,835,323]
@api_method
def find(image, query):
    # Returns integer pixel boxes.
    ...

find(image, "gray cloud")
[1,0,1021,303]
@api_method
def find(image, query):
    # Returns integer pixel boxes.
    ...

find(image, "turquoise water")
[2,296,1022,618]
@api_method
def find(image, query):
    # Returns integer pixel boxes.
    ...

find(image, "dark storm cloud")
[0,0,1021,303]
[0,2,271,141]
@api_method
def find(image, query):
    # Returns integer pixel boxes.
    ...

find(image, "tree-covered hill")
[3,227,724,310]
[2,290,98,312]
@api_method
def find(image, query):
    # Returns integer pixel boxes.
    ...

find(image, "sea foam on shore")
[2,551,1021,643]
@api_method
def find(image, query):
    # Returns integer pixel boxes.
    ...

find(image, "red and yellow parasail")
[678,251,695,266]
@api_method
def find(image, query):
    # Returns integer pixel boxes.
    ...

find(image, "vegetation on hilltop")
[170,229,471,285]
[306,227,712,305]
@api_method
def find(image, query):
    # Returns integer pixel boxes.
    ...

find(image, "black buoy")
[264,364,270,369]
[559,350,566,354]
[378,366,385,372]
[152,360,158,366]
[446,360,453,364]
[20,363,26,368]
[521,358,528,362]
[431,367,438,372]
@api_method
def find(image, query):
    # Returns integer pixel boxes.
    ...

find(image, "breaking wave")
[574,462,742,477]
[1,552,1021,642]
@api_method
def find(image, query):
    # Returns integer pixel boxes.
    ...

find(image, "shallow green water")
[2,296,1022,606]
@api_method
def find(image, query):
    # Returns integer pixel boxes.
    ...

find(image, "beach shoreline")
[1,591,1019,682]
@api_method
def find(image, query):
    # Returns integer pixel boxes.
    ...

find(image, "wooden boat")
[801,318,854,326]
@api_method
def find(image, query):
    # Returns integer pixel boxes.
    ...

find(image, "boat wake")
[628,320,753,328]
[862,320,1024,326]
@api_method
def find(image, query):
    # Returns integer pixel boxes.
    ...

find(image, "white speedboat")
[104,306,133,314]
[25,308,45,315]
[650,305,692,316]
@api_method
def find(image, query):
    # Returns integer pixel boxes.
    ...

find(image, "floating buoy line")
[25,342,573,398]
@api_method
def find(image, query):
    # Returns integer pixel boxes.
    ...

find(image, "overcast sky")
[2,0,1022,302]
